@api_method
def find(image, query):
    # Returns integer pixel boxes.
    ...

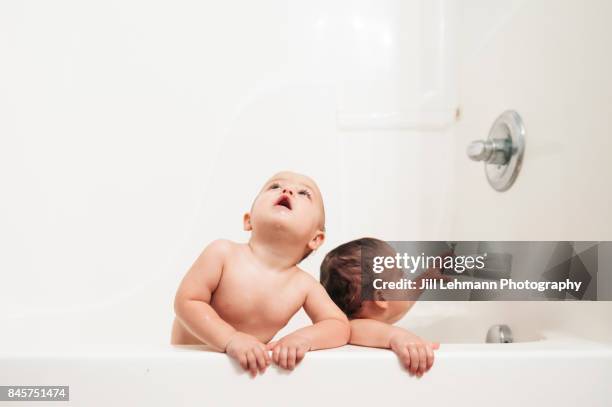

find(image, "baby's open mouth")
[275,195,292,210]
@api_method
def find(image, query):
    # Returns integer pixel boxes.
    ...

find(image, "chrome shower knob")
[466,110,526,192]
[466,139,510,165]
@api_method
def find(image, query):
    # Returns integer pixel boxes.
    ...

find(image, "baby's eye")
[298,189,312,199]
[269,183,281,190]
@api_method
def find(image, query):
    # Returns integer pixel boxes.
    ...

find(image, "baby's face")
[367,243,414,323]
[247,171,325,242]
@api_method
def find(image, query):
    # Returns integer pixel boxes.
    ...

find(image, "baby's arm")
[350,319,439,376]
[174,239,270,376]
[267,277,350,370]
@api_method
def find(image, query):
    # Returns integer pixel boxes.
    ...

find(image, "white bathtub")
[1,302,611,407]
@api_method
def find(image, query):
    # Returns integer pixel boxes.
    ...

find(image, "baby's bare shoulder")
[176,239,241,301]
[292,267,319,289]
[193,239,241,271]
[205,239,239,256]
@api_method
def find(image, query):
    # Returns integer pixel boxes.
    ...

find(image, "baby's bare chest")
[210,260,306,327]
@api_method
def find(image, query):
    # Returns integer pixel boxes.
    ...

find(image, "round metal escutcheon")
[484,110,526,192]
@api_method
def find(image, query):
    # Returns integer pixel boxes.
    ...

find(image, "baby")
[320,238,445,377]
[171,171,350,377]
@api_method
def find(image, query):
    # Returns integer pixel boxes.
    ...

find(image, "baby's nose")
[282,187,294,195]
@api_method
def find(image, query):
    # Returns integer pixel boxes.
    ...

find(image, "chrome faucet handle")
[465,111,526,192]
[467,139,510,165]
[467,140,493,162]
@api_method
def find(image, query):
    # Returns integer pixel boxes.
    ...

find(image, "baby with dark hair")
[320,237,444,377]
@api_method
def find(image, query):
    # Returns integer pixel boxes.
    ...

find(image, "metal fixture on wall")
[467,110,526,191]
[486,324,514,343]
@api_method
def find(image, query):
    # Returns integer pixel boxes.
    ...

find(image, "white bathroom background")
[1,0,611,345]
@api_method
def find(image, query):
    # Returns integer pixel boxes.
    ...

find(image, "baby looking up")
[171,171,350,377]
[320,238,446,377]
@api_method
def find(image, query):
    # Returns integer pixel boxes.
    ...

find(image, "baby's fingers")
[238,354,248,371]
[266,341,277,351]
[272,344,281,365]
[259,343,271,366]
[394,347,410,370]
[287,347,297,370]
[279,346,289,369]
[417,346,427,376]
[407,345,419,375]
[246,350,258,377]
[296,347,306,365]
[425,344,435,371]
[254,347,268,374]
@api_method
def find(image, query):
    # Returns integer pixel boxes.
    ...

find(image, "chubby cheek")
[300,202,323,228]
[286,201,312,224]
[291,215,317,238]
[260,193,276,207]
[252,194,274,214]
[247,201,270,228]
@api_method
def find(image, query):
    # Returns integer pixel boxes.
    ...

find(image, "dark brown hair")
[319,237,392,319]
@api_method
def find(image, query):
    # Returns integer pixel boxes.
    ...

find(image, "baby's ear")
[373,289,389,306]
[307,230,325,251]
[243,213,252,231]
[373,297,389,310]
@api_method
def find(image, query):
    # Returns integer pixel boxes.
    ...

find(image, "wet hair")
[319,237,391,319]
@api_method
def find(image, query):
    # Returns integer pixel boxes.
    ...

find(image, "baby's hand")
[389,332,439,377]
[225,332,271,377]
[266,334,311,371]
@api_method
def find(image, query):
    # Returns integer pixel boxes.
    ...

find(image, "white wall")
[0,0,456,344]
[451,0,612,240]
